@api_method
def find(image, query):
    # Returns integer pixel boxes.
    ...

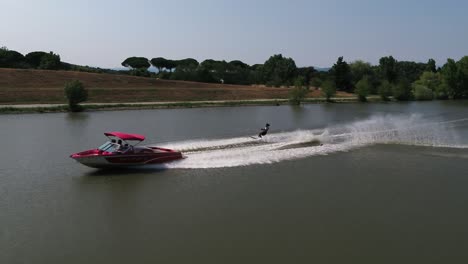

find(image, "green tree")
[223,60,252,85]
[395,61,427,84]
[261,54,297,87]
[354,75,371,102]
[456,56,468,98]
[297,66,316,88]
[441,58,461,98]
[121,57,150,70]
[392,79,413,101]
[171,58,199,81]
[379,56,398,83]
[229,60,249,69]
[165,60,177,72]
[435,81,450,100]
[0,47,25,68]
[378,80,392,101]
[414,71,442,91]
[426,58,437,73]
[250,64,264,84]
[25,51,48,68]
[64,80,88,112]
[289,76,308,105]
[200,59,219,71]
[150,57,167,72]
[38,52,61,70]
[412,71,448,98]
[199,59,229,83]
[195,68,217,83]
[413,84,433,100]
[330,56,352,91]
[349,60,372,85]
[177,58,199,67]
[321,80,336,102]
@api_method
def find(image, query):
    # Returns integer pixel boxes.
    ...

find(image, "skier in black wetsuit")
[258,123,270,138]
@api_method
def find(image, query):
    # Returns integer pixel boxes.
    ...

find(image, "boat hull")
[71,148,184,168]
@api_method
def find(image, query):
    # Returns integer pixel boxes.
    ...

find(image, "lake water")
[1,101,468,263]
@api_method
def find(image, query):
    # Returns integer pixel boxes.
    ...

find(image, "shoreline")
[0,96,380,114]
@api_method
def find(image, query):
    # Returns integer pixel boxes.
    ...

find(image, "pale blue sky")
[1,0,467,68]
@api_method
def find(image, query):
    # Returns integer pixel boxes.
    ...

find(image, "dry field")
[0,68,352,104]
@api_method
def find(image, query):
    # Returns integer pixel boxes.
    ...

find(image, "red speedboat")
[70,132,184,168]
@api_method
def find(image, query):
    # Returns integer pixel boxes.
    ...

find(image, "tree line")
[0,47,61,70]
[121,54,468,101]
[0,47,125,74]
[2,46,468,101]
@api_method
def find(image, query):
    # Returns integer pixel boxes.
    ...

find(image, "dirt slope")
[0,68,350,104]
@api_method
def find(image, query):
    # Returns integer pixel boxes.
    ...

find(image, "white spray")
[152,115,468,169]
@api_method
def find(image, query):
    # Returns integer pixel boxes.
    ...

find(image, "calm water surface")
[1,101,468,263]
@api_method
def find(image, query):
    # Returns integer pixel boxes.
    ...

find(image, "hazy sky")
[2,0,467,68]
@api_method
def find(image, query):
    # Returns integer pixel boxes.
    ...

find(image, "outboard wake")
[152,115,468,169]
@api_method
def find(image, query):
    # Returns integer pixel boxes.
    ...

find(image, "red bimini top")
[104,132,146,141]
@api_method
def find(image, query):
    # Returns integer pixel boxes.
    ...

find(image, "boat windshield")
[98,141,119,152]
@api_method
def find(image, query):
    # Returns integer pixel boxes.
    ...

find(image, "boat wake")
[151,114,468,169]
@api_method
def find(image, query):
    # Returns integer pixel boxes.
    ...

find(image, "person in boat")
[258,123,270,138]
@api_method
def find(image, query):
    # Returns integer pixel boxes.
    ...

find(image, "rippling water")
[1,101,468,263]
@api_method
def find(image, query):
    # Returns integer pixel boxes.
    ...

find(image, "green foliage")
[396,61,427,84]
[412,71,449,99]
[1,49,61,69]
[121,57,150,70]
[392,79,413,101]
[130,68,151,77]
[379,56,398,83]
[250,64,264,84]
[321,80,336,101]
[177,58,199,67]
[173,58,251,85]
[297,66,316,88]
[38,52,61,70]
[354,75,371,102]
[414,71,442,91]
[310,71,329,89]
[441,58,460,98]
[378,80,392,101]
[165,60,177,72]
[439,57,468,99]
[224,68,252,85]
[64,80,88,112]
[4,44,468,103]
[413,84,433,101]
[261,54,297,87]
[229,60,249,69]
[195,68,217,83]
[150,57,167,72]
[350,60,372,85]
[426,58,437,73]
[289,77,308,105]
[330,56,352,91]
[25,51,48,68]
[435,81,450,100]
[456,56,468,98]
[0,47,26,68]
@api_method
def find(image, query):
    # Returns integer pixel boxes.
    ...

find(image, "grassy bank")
[0,96,377,114]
